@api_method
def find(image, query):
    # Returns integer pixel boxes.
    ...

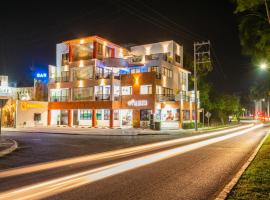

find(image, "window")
[105,46,112,58]
[80,110,92,120]
[73,67,93,80]
[140,110,151,121]
[140,85,152,94]
[34,113,41,122]
[131,68,140,74]
[162,67,173,78]
[61,53,69,66]
[162,87,173,96]
[175,54,181,63]
[180,72,187,91]
[121,86,132,95]
[149,66,158,72]
[73,87,93,101]
[96,110,102,120]
[104,110,110,120]
[97,43,103,55]
[114,110,119,120]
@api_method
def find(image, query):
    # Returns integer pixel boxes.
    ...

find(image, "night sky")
[0,0,254,92]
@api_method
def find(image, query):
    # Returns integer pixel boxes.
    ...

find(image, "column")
[110,109,114,128]
[68,110,72,127]
[47,110,51,126]
[179,101,183,128]
[92,109,97,127]
[189,101,193,122]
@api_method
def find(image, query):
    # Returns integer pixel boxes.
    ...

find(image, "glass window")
[131,68,140,74]
[104,110,110,120]
[140,85,152,94]
[96,110,102,120]
[73,87,93,101]
[34,113,41,121]
[140,110,151,121]
[73,67,93,80]
[80,110,92,120]
[72,43,93,62]
[122,86,132,95]
[175,54,181,63]
[114,110,119,120]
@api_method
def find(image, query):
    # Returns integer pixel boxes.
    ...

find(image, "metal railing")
[50,96,69,102]
[95,94,110,101]
[49,77,70,83]
[73,96,94,101]
[156,94,175,102]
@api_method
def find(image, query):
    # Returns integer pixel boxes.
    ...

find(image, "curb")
[215,131,269,200]
[0,139,18,157]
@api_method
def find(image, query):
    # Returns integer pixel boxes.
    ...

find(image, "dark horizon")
[0,0,255,93]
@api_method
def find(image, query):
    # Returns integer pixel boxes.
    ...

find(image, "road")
[0,124,267,200]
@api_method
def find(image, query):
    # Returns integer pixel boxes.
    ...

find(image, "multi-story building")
[48,35,199,129]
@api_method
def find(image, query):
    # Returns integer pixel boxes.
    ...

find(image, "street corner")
[0,139,18,157]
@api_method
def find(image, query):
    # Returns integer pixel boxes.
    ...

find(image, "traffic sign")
[205,111,211,119]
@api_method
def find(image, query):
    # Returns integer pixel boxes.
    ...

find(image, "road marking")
[0,124,263,200]
[0,124,253,179]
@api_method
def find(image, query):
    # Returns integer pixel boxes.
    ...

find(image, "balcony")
[50,96,69,102]
[49,76,70,83]
[95,94,110,101]
[156,94,175,102]
[73,96,94,101]
[103,57,128,68]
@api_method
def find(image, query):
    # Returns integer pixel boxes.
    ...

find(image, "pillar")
[68,110,72,127]
[110,109,114,128]
[189,101,193,122]
[47,110,51,126]
[92,109,97,127]
[179,101,183,128]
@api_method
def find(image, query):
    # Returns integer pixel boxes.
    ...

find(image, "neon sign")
[36,73,47,78]
[127,99,148,107]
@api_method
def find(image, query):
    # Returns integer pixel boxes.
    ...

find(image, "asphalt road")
[0,124,268,200]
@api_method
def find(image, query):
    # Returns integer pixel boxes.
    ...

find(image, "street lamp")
[260,63,267,70]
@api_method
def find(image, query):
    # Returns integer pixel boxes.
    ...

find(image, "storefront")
[2,100,48,128]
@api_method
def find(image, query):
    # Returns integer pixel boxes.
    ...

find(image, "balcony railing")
[50,96,69,102]
[95,94,110,101]
[49,77,69,83]
[95,73,111,79]
[156,94,175,102]
[73,96,94,101]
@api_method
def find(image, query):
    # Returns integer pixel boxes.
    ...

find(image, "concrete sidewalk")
[0,139,18,157]
[2,124,241,136]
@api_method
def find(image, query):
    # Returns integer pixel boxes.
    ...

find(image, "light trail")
[0,124,263,200]
[0,124,253,179]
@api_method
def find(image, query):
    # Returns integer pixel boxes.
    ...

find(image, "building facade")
[48,36,199,129]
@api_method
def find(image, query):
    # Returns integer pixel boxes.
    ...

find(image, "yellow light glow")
[182,84,185,91]
[63,65,69,71]
[134,76,139,85]
[79,60,84,67]
[100,79,105,86]
[80,39,84,44]
[162,43,169,53]
[119,48,123,57]
[56,82,60,89]
[145,46,151,55]
[78,80,84,87]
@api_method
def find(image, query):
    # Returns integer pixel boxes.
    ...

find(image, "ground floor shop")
[48,105,198,129]
[1,100,48,128]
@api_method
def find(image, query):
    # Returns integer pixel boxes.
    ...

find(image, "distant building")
[47,35,200,129]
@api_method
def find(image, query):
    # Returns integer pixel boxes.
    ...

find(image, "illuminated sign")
[20,102,46,111]
[36,73,47,78]
[127,99,148,107]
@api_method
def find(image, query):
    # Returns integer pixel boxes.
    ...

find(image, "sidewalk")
[0,139,18,157]
[2,124,242,136]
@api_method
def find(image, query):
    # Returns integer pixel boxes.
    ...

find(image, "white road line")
[0,124,263,200]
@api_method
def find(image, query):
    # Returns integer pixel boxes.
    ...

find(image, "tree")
[233,0,270,64]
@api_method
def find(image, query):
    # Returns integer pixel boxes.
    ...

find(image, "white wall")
[16,100,48,127]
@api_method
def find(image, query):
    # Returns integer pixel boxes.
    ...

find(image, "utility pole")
[265,0,270,24]
[194,41,211,131]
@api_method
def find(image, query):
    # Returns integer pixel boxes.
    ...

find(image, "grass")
[226,133,270,200]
